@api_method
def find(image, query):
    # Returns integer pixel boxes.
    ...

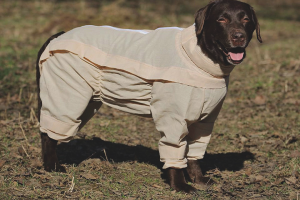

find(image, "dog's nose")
[231,32,245,45]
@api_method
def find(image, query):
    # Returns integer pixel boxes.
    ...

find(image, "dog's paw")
[166,168,197,193]
[194,176,215,186]
[171,182,197,193]
[55,164,66,173]
[44,162,66,173]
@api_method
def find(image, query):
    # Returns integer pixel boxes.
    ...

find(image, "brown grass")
[0,0,299,199]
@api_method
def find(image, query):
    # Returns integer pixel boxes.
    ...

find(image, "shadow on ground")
[57,137,254,177]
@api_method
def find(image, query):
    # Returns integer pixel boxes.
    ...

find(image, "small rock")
[240,136,248,143]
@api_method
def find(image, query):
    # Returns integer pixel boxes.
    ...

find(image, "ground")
[0,0,299,199]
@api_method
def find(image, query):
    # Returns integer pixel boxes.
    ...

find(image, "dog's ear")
[195,2,215,36]
[250,6,263,43]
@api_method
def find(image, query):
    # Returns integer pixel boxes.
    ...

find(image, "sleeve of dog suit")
[186,88,226,161]
[150,82,205,169]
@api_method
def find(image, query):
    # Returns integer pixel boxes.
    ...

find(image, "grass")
[0,0,300,199]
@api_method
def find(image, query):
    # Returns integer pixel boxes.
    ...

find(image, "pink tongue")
[229,52,244,61]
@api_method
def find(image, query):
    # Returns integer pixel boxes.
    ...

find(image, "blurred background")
[0,0,299,199]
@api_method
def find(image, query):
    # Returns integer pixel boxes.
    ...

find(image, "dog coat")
[39,25,234,169]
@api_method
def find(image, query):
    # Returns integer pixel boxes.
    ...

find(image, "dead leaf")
[18,147,26,156]
[289,192,298,200]
[99,121,110,127]
[250,131,268,138]
[285,136,297,145]
[11,153,23,159]
[0,160,6,170]
[283,98,299,105]
[245,168,252,176]
[274,178,284,185]
[27,179,41,188]
[255,175,264,182]
[266,139,277,144]
[285,177,297,185]
[253,95,266,105]
[251,194,262,198]
[30,158,43,168]
[249,175,264,183]
[13,191,24,197]
[15,177,26,185]
[152,184,163,190]
[81,173,97,180]
[13,181,18,187]
[0,120,8,125]
[291,151,300,158]
[0,176,4,184]
[28,146,41,153]
[80,158,102,167]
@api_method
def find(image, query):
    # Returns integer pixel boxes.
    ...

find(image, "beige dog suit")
[38,24,235,169]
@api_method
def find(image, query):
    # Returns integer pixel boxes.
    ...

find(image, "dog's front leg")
[166,168,196,193]
[41,132,66,172]
[186,160,214,185]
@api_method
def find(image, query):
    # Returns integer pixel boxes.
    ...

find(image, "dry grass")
[0,0,299,199]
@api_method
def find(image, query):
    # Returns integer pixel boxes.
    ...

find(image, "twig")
[21,145,30,158]
[285,80,288,93]
[19,113,29,146]
[27,93,33,105]
[5,108,7,121]
[30,108,39,123]
[20,124,30,146]
[18,87,23,103]
[6,93,10,105]
[103,149,109,161]
[68,176,75,193]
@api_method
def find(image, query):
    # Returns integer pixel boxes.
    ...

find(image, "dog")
[36,0,262,193]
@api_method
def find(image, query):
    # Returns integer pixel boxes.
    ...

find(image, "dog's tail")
[36,31,65,122]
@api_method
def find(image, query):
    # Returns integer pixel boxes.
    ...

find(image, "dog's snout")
[232,32,244,40]
[231,31,246,46]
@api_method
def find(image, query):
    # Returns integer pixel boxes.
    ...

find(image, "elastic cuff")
[161,158,187,169]
[40,112,80,142]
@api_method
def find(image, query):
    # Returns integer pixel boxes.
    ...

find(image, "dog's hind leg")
[36,31,65,172]
[40,132,66,172]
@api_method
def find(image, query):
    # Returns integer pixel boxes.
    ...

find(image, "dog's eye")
[217,18,227,23]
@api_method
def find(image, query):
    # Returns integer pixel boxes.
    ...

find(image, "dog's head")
[195,0,262,66]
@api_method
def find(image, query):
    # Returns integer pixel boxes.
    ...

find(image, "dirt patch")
[0,0,299,199]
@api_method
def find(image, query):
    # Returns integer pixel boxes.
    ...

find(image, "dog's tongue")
[229,52,244,61]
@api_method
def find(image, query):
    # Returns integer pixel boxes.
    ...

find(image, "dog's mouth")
[216,41,246,65]
[225,49,245,65]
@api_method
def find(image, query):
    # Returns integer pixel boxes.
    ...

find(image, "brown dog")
[36,0,261,193]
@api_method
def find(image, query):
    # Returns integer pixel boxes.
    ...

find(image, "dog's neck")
[181,25,235,78]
